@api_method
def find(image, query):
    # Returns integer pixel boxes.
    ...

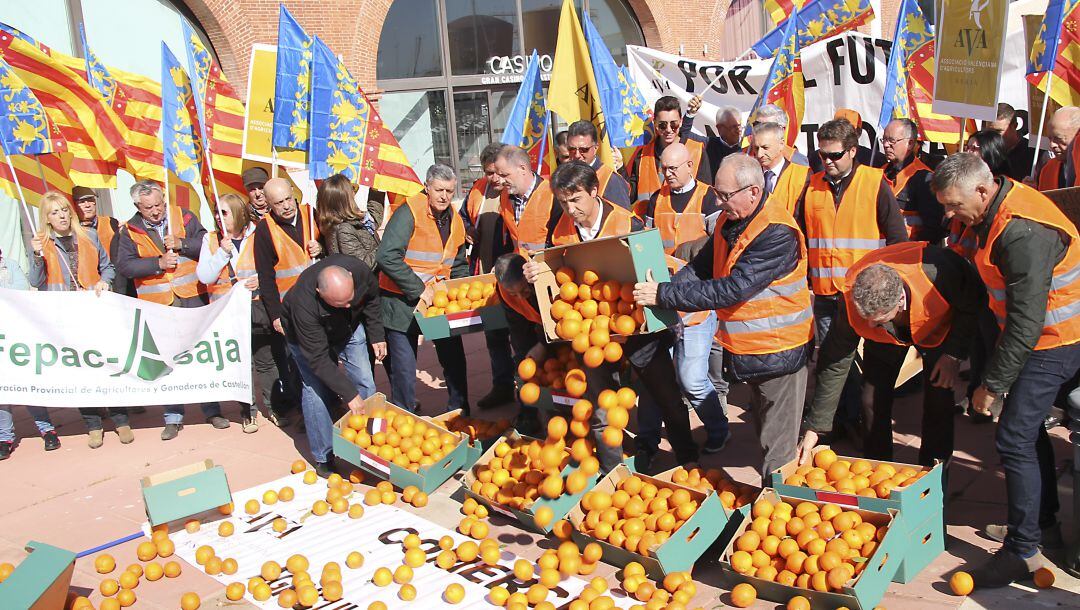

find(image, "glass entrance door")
[452,90,493,193]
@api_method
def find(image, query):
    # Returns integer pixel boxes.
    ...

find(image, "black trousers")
[252,302,299,415]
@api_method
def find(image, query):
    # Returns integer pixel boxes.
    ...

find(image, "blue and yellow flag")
[1029,0,1070,75]
[581,11,648,148]
[1028,0,1080,108]
[746,10,804,147]
[0,57,56,156]
[272,5,313,151]
[501,50,549,173]
[752,0,873,58]
[161,43,203,185]
[78,24,117,105]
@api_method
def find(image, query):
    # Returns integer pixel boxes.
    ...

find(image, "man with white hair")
[492,145,559,255]
[683,96,743,171]
[750,104,809,166]
[933,152,1080,586]
[752,122,810,214]
[881,118,944,243]
[1037,106,1080,190]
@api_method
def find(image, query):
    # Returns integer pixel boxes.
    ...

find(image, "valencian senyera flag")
[878,0,967,143]
[582,10,648,148]
[273,4,313,151]
[752,0,874,59]
[1028,0,1080,107]
[501,50,550,174]
[746,9,804,147]
[765,0,808,27]
[161,43,204,185]
[307,36,422,196]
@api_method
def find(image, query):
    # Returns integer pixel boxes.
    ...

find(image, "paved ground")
[1,331,1078,608]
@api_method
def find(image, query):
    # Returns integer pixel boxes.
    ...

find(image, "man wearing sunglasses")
[624,96,713,209]
[881,118,944,244]
[565,120,632,210]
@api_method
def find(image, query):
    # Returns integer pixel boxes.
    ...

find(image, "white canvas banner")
[0,285,252,407]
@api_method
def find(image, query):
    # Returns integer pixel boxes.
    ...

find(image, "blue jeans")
[288,323,377,463]
[385,327,468,413]
[163,403,221,425]
[672,312,729,442]
[0,406,54,442]
[997,342,1080,556]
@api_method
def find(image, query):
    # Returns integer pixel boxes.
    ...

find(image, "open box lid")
[0,541,76,610]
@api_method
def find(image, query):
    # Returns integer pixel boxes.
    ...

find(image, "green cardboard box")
[0,542,75,610]
[413,274,508,339]
[532,229,677,342]
[719,489,904,610]
[894,508,945,584]
[141,460,232,527]
[461,431,599,534]
[567,464,731,580]
[332,393,467,495]
[430,409,510,470]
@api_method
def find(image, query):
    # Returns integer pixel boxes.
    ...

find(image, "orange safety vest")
[264,204,317,299]
[843,242,951,348]
[628,139,705,205]
[945,218,977,260]
[887,158,932,239]
[765,162,811,215]
[652,181,709,254]
[41,232,100,291]
[497,283,542,324]
[127,206,204,304]
[95,216,116,256]
[803,164,888,296]
[550,201,633,246]
[1039,157,1063,191]
[975,182,1080,350]
[499,178,556,254]
[595,163,630,206]
[205,232,258,302]
[713,205,814,354]
[465,177,493,224]
[379,196,466,294]
[665,254,709,327]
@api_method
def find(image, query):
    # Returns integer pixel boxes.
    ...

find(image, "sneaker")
[161,423,183,441]
[970,547,1047,588]
[43,431,60,451]
[116,426,135,444]
[242,416,259,434]
[87,429,104,449]
[702,430,731,455]
[0,441,12,460]
[207,415,230,429]
[267,411,290,428]
[477,385,515,410]
[984,523,1065,550]
[314,460,335,479]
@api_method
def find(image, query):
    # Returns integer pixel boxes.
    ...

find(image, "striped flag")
[161,43,204,186]
[308,36,422,196]
[0,151,73,205]
[1028,0,1080,107]
[273,5,313,151]
[746,10,804,147]
[765,0,807,27]
[752,0,874,59]
[500,50,550,173]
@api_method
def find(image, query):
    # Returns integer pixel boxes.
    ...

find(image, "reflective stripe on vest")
[1039,157,1063,191]
[803,164,888,296]
[499,179,555,254]
[128,206,203,305]
[713,204,814,355]
[631,139,704,204]
[550,202,632,246]
[888,158,931,239]
[653,181,709,254]
[264,205,315,299]
[497,283,542,324]
[206,232,258,302]
[975,181,1080,350]
[379,195,466,294]
[843,242,951,348]
[42,232,100,291]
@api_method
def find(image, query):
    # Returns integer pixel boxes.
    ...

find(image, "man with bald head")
[283,254,384,477]
[642,142,721,250]
[1037,106,1080,190]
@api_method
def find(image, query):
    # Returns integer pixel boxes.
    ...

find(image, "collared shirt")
[144,217,168,241]
[575,201,605,242]
[671,178,697,195]
[763,159,786,196]
[511,175,540,223]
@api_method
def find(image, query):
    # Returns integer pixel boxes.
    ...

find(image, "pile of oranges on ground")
[619,563,697,607]
[575,474,704,558]
[423,279,499,316]
[782,448,928,499]
[440,412,512,442]
[667,466,758,511]
[338,408,461,473]
[728,496,889,595]
[548,266,645,367]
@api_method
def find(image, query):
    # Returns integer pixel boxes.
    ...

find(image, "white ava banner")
[0,285,252,408]
[149,472,635,609]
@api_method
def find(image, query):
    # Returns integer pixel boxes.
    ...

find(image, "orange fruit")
[184,519,200,533]
[814,449,837,470]
[163,561,181,578]
[291,459,307,473]
[614,315,637,335]
[607,406,629,430]
[346,552,364,569]
[100,578,120,596]
[731,550,753,574]
[948,571,974,595]
[520,382,541,405]
[560,283,579,302]
[225,582,245,601]
[602,341,622,362]
[555,267,576,285]
[548,416,569,441]
[412,492,429,508]
[444,582,466,604]
[730,582,756,607]
[99,600,121,610]
[826,566,850,590]
[517,357,538,380]
[787,596,811,610]
[118,571,139,590]
[602,426,623,447]
[583,346,605,368]
[1034,567,1055,589]
[180,593,200,610]
[244,499,260,514]
[94,554,116,574]
[534,505,555,529]
[144,562,163,581]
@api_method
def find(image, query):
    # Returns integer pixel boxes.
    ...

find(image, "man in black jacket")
[634,154,813,480]
[283,254,386,477]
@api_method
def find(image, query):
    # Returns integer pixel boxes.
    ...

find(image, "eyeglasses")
[655,121,680,132]
[660,160,691,174]
[716,184,752,203]
[880,136,913,146]
[817,149,848,162]
[568,145,596,154]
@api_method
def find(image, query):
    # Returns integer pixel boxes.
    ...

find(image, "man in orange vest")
[635,154,814,480]
[745,104,810,166]
[933,153,1080,586]
[1036,106,1080,190]
[72,185,131,295]
[624,96,713,208]
[881,119,945,244]
[376,164,471,414]
[799,243,986,467]
[114,180,228,440]
[242,167,271,222]
[752,122,810,215]
[493,145,560,255]
[565,120,631,209]
[460,142,516,410]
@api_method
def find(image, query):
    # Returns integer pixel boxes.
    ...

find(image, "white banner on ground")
[151,472,633,609]
[0,285,252,408]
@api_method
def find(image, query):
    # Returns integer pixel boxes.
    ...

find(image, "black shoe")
[267,410,290,428]
[1066,544,1080,578]
[633,451,655,475]
[314,460,335,479]
[161,423,183,441]
[42,431,60,451]
[477,385,515,410]
[0,441,12,460]
[970,547,1046,589]
[207,415,230,429]
[514,409,542,437]
[702,430,731,455]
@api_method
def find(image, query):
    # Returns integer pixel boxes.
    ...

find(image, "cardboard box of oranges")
[531,229,678,344]
[431,409,512,469]
[332,393,468,495]
[413,274,508,340]
[566,464,730,579]
[141,459,233,527]
[0,541,76,610]
[719,488,905,610]
[461,431,600,534]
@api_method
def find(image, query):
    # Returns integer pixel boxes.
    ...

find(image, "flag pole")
[34,158,48,193]
[5,154,37,233]
[1031,70,1055,180]
[163,170,171,236]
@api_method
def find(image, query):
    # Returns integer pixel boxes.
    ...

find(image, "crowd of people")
[3,93,1080,589]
